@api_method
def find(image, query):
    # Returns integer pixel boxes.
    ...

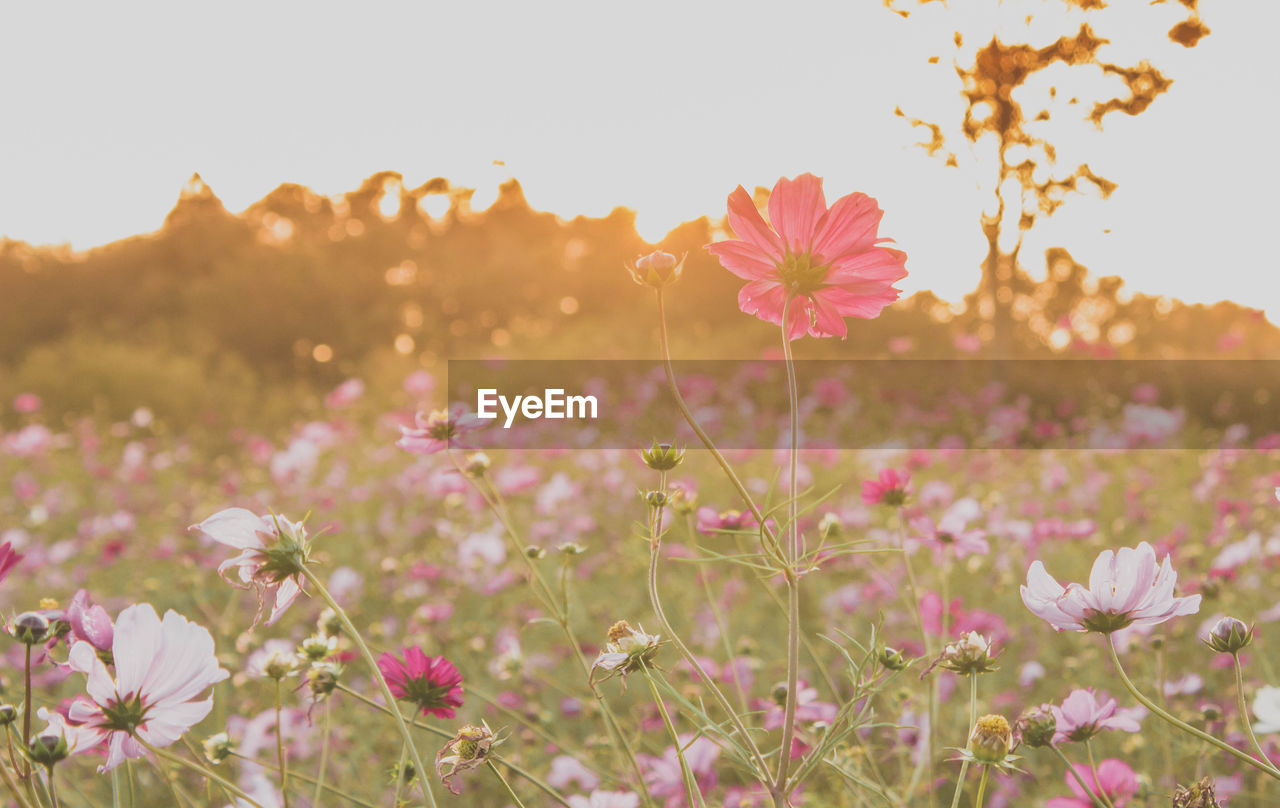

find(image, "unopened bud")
[1014,705,1057,748]
[9,612,50,645]
[640,440,685,471]
[628,251,684,289]
[1204,617,1253,655]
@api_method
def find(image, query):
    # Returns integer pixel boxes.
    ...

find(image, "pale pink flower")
[189,508,311,626]
[1050,689,1145,743]
[66,604,229,771]
[398,405,483,455]
[323,377,364,409]
[910,512,989,561]
[66,589,114,653]
[705,173,907,340]
[641,735,721,807]
[1046,759,1138,808]
[1020,542,1201,633]
[12,393,41,414]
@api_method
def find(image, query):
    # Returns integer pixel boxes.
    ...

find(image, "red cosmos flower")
[706,173,907,340]
[377,647,465,719]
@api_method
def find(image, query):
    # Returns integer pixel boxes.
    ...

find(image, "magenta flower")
[398,405,482,455]
[1020,542,1201,633]
[705,173,907,340]
[0,541,22,585]
[1050,689,1145,743]
[1046,759,1138,808]
[861,468,911,506]
[66,604,229,771]
[377,647,465,719]
[189,508,312,626]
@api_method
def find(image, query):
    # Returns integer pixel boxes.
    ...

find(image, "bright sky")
[1,1,1276,316]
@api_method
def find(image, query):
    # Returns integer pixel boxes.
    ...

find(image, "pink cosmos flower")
[1020,542,1201,633]
[641,735,721,808]
[66,589,114,654]
[1050,689,1145,743]
[862,468,911,506]
[189,508,311,626]
[323,378,365,409]
[398,405,483,455]
[377,646,464,719]
[696,507,757,536]
[66,604,229,771]
[12,393,41,414]
[0,541,22,585]
[705,173,907,340]
[1046,759,1138,808]
[910,512,989,561]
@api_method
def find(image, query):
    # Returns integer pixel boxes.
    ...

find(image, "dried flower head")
[1173,777,1221,808]
[435,722,499,795]
[1014,705,1057,749]
[590,621,662,691]
[967,714,1015,766]
[924,631,998,677]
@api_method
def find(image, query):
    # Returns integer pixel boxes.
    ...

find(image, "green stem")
[22,644,32,781]
[275,678,291,808]
[1048,745,1107,808]
[898,513,935,800]
[136,739,266,808]
[643,667,702,808]
[487,761,529,808]
[312,699,332,808]
[1085,740,1116,808]
[0,760,32,808]
[1234,653,1280,776]
[973,766,990,808]
[301,567,438,807]
[774,298,802,799]
[1106,634,1280,780]
[334,683,574,808]
[230,752,374,808]
[949,674,979,808]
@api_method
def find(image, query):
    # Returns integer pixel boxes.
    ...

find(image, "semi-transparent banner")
[444,360,1280,450]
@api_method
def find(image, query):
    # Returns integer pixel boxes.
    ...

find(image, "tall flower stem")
[229,752,374,808]
[22,645,32,780]
[275,679,291,808]
[773,299,803,800]
[973,766,990,808]
[1085,741,1116,808]
[643,666,703,808]
[45,767,60,808]
[0,760,32,808]
[300,567,438,807]
[646,472,771,784]
[896,514,935,799]
[1106,634,1280,780]
[312,699,332,808]
[447,453,654,808]
[1233,653,1280,775]
[487,761,528,808]
[134,738,266,808]
[1048,745,1107,808]
[948,674,978,808]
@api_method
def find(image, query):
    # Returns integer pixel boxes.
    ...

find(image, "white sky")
[1,1,1276,316]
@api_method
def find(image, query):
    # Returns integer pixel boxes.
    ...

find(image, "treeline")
[0,172,1275,426]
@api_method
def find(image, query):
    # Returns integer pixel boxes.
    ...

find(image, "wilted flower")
[463,452,491,477]
[862,468,911,506]
[248,640,300,680]
[1203,616,1253,654]
[705,173,907,340]
[1172,777,1222,808]
[398,406,482,455]
[1015,705,1057,748]
[306,661,343,699]
[640,440,685,472]
[628,250,684,289]
[190,508,312,626]
[1020,542,1201,633]
[66,603,230,771]
[203,732,235,764]
[299,633,338,662]
[378,647,464,719]
[590,620,661,691]
[925,631,998,676]
[1050,689,1144,744]
[436,722,499,795]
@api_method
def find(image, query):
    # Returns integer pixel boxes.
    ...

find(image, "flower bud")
[24,732,68,767]
[877,646,908,672]
[819,513,842,540]
[307,662,343,698]
[640,440,685,472]
[628,251,684,289]
[203,732,235,764]
[557,542,586,556]
[299,634,337,662]
[928,632,998,676]
[261,648,300,680]
[317,608,343,638]
[643,489,670,508]
[0,705,17,726]
[1204,617,1253,654]
[1014,705,1057,749]
[967,714,1013,764]
[1201,703,1223,722]
[463,453,491,477]
[9,612,50,645]
[524,544,547,559]
[771,682,790,707]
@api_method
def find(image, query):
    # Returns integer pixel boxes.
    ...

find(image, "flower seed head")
[968,714,1013,764]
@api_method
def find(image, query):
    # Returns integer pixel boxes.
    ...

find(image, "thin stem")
[643,667,702,808]
[1049,745,1107,808]
[334,683,574,808]
[0,760,32,808]
[688,516,749,710]
[1233,653,1280,775]
[22,644,32,781]
[973,766,990,808]
[312,699,332,808]
[1085,741,1116,808]
[275,679,291,808]
[136,739,266,808]
[1106,634,1280,780]
[774,298,802,798]
[897,513,935,799]
[392,744,408,807]
[487,761,528,808]
[949,674,979,808]
[645,476,770,783]
[301,567,438,807]
[230,752,375,808]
